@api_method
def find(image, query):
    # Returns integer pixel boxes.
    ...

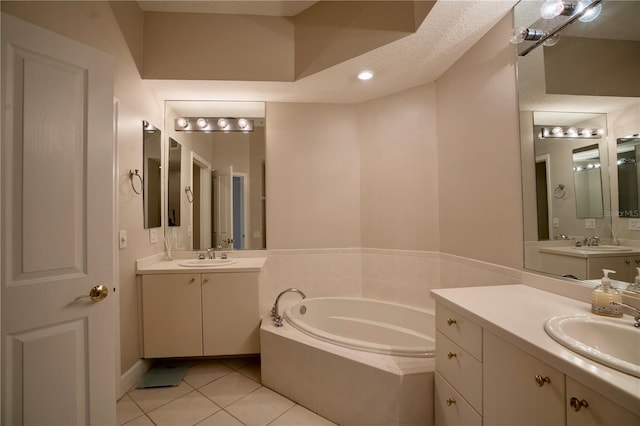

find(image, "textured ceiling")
[137,1,318,16]
[144,0,519,110]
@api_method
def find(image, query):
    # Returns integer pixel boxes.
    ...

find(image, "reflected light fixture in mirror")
[175,117,254,132]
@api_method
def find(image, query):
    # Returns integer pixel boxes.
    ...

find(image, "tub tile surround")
[260,320,435,426]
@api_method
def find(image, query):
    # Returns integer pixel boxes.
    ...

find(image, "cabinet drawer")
[436,330,482,413]
[435,372,482,426]
[436,303,482,360]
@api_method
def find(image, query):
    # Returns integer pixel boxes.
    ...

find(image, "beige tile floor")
[117,356,336,426]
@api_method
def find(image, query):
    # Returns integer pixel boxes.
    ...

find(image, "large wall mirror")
[517,0,640,284]
[164,101,266,251]
[143,120,162,229]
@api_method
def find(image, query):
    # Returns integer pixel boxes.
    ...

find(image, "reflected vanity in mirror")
[164,101,266,252]
[517,0,640,286]
[143,120,162,229]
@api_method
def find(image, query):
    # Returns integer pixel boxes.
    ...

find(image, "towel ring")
[129,169,143,195]
[553,184,566,199]
[185,186,193,203]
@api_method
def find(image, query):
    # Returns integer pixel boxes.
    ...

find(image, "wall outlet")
[629,219,640,230]
[187,225,192,237]
[584,218,596,229]
[149,228,158,244]
[119,230,127,249]
[552,217,559,228]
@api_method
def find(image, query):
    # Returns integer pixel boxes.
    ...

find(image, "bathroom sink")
[544,315,640,377]
[574,245,633,252]
[178,259,237,267]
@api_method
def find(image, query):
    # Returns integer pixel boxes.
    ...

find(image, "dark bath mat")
[137,364,188,388]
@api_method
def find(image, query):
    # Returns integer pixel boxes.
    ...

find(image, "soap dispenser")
[591,269,623,317]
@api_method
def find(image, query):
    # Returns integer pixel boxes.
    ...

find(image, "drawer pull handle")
[569,397,589,412]
[203,277,209,283]
[189,277,196,283]
[447,352,457,359]
[446,398,456,406]
[447,318,457,326]
[535,374,551,387]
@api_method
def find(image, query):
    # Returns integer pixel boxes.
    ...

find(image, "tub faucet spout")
[271,288,306,327]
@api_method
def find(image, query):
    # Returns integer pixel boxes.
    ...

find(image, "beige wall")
[2,1,527,388]
[435,12,523,269]
[358,84,440,250]
[266,103,362,249]
[1,1,165,375]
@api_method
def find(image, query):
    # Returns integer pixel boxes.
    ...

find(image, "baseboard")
[118,358,152,399]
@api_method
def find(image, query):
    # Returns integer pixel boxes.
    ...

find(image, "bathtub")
[284,297,435,357]
[261,297,435,426]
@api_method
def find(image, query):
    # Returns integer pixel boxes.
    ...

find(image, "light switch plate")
[119,230,127,249]
[552,217,559,228]
[629,219,640,230]
[149,228,158,244]
[585,218,596,229]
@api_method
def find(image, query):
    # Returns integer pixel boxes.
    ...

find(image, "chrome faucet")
[271,288,306,327]
[207,244,224,259]
[610,301,640,328]
[583,236,600,247]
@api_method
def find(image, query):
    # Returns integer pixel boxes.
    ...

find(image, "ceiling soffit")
[140,1,435,82]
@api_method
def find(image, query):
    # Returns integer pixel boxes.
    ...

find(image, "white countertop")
[431,284,640,416]
[136,254,267,274]
[540,245,640,259]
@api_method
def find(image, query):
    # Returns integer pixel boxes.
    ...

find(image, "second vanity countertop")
[431,284,640,417]
[136,252,267,274]
[539,245,640,259]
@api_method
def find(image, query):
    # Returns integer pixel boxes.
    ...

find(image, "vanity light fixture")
[539,126,604,139]
[174,117,254,132]
[357,70,374,80]
[514,0,601,56]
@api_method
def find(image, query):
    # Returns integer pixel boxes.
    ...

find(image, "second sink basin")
[178,259,238,267]
[544,315,640,378]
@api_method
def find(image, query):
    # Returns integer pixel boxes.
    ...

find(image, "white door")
[1,13,116,425]
[213,165,233,248]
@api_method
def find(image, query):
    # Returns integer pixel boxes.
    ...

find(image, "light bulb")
[510,27,544,44]
[578,2,602,22]
[177,118,188,128]
[581,128,593,136]
[543,33,561,47]
[196,118,207,128]
[596,128,605,136]
[217,118,229,128]
[542,128,550,137]
[357,70,374,80]
[237,118,248,129]
[540,0,566,19]
[552,126,564,136]
[567,127,578,136]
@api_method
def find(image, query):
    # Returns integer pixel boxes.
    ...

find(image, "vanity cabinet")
[540,251,640,281]
[483,330,565,425]
[434,293,640,426]
[141,272,259,358]
[434,303,483,426]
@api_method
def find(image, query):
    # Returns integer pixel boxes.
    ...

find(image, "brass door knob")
[535,374,551,387]
[75,285,109,302]
[447,352,457,359]
[447,318,457,326]
[446,398,456,406]
[570,397,589,412]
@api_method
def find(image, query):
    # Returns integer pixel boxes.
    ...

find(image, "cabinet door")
[202,272,260,356]
[141,274,203,357]
[588,256,631,281]
[483,330,564,425]
[566,377,640,426]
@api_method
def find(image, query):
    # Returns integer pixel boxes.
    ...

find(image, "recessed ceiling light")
[357,70,374,81]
